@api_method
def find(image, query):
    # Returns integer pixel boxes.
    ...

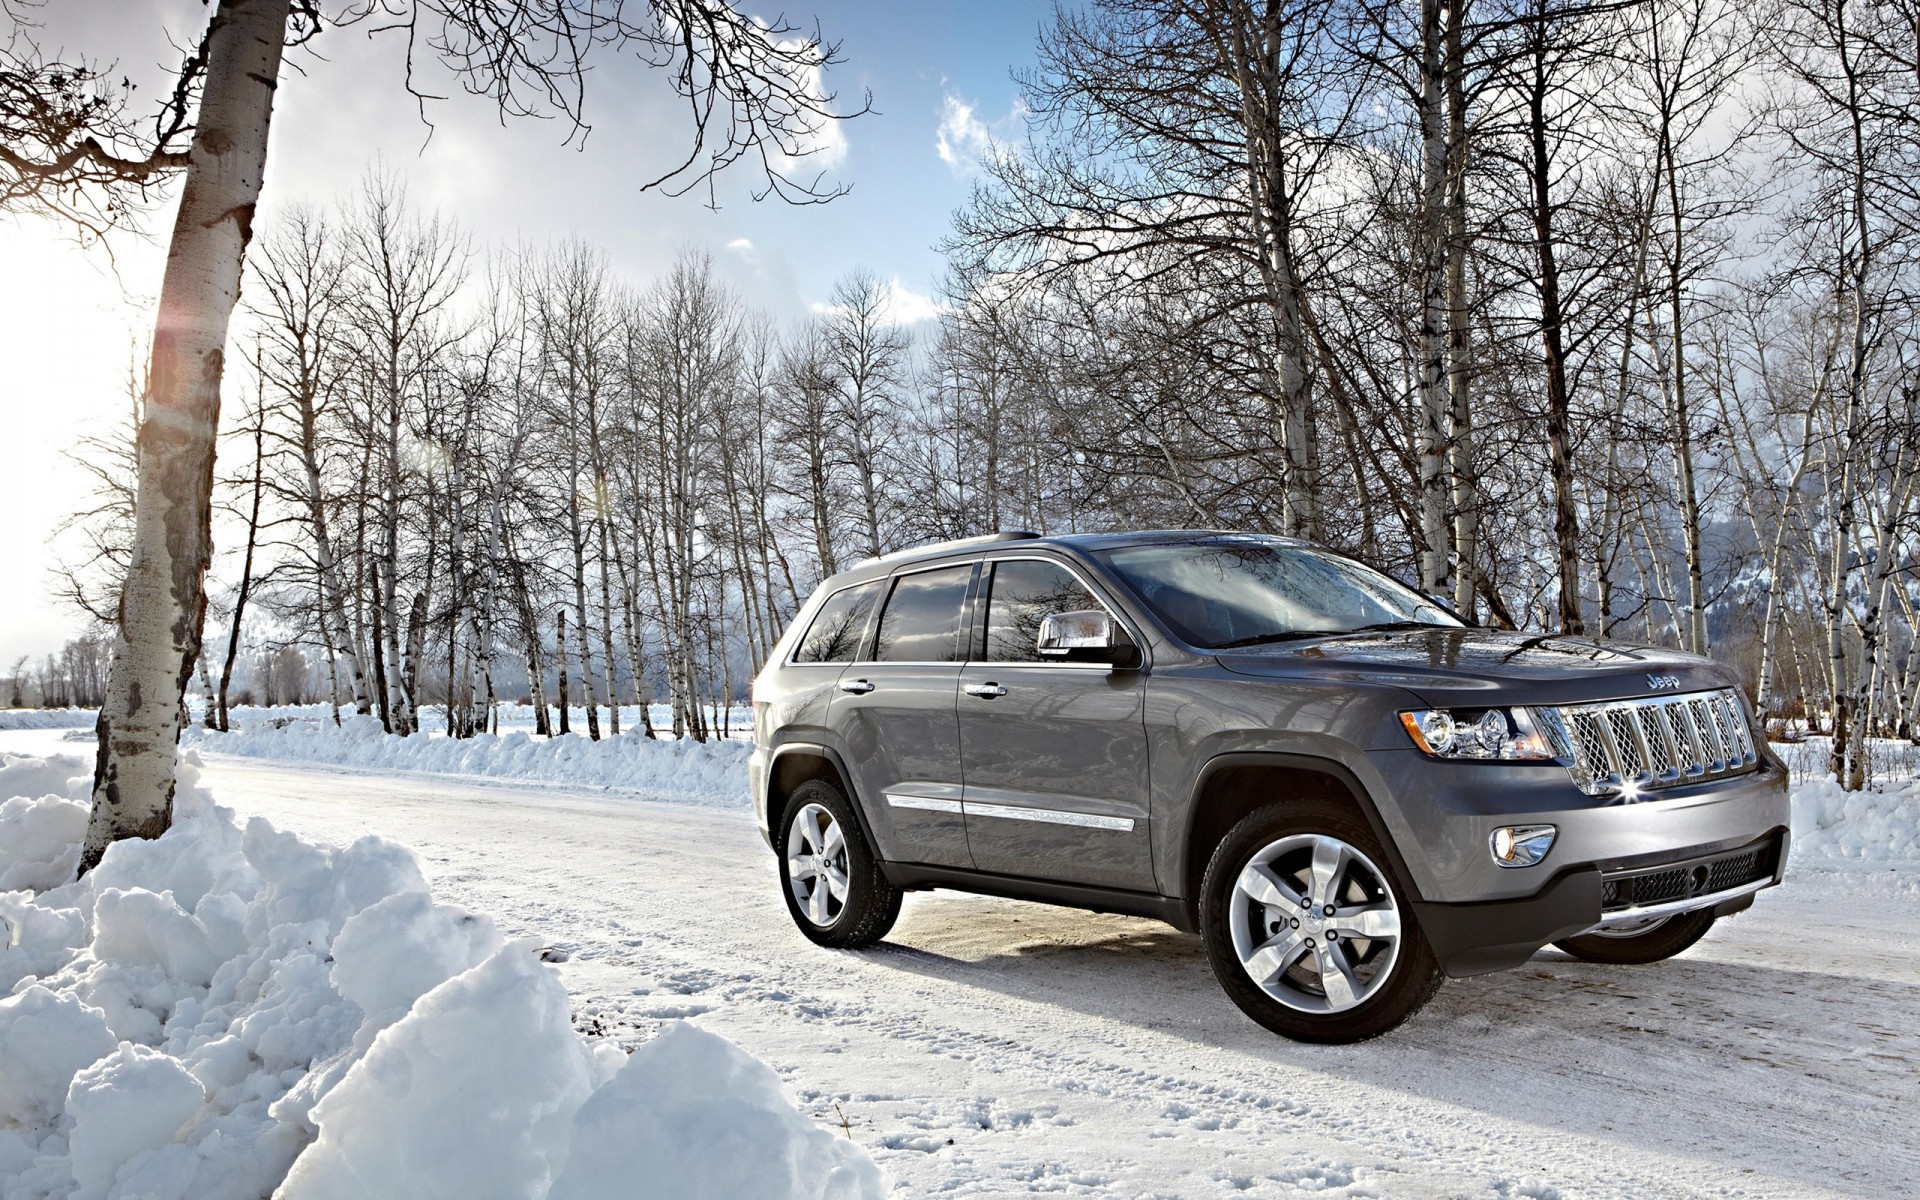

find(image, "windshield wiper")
[1209,629,1346,649]
[1211,621,1453,650]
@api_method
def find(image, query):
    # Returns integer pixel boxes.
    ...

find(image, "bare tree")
[0,0,865,869]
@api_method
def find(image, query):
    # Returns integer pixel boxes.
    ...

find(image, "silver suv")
[749,531,1789,1042]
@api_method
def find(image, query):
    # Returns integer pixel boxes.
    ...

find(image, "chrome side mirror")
[1038,610,1114,655]
[1037,609,1141,668]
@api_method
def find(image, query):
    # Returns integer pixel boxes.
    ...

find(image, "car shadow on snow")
[864,891,1920,1196]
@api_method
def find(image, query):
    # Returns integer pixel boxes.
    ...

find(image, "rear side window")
[985,560,1105,662]
[792,581,883,663]
[873,565,974,662]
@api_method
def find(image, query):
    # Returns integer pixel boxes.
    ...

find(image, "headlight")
[1399,707,1555,761]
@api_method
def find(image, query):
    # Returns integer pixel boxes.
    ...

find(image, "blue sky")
[0,1,1051,660]
[721,0,1048,306]
[250,0,1052,320]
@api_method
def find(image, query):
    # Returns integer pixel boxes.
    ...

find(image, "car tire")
[1200,798,1443,1044]
[1552,909,1716,964]
[777,778,903,949]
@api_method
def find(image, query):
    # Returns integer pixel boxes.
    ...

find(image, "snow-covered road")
[67,739,1920,1198]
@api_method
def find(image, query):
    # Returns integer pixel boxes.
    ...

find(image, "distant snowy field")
[0,710,94,731]
[0,706,755,811]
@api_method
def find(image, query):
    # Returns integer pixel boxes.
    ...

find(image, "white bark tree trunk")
[83,0,291,872]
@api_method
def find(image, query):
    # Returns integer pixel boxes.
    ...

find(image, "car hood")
[1213,627,1734,706]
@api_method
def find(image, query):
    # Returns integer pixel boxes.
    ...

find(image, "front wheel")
[777,779,902,948]
[1553,909,1715,964]
[1200,800,1442,1043]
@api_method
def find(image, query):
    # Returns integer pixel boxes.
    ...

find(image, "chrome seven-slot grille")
[1532,687,1758,797]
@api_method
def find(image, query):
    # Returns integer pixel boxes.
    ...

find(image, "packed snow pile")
[0,753,884,1200]
[0,711,95,732]
[183,715,751,809]
[1790,775,1920,861]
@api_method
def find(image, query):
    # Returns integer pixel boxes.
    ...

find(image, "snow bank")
[278,942,605,1200]
[0,711,95,732]
[0,792,87,895]
[1791,776,1920,861]
[185,716,751,809]
[0,753,882,1200]
[550,1022,886,1200]
[0,754,89,805]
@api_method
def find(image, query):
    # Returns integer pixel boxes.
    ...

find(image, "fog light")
[1490,824,1556,868]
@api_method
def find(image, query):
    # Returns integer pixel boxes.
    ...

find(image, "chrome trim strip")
[884,793,964,815]
[966,802,1135,832]
[1580,877,1769,934]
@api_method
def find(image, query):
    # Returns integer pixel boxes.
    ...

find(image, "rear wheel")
[1200,799,1442,1043]
[777,778,902,948]
[1553,909,1715,964]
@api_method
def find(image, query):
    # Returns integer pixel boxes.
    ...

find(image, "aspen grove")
[26,0,1920,795]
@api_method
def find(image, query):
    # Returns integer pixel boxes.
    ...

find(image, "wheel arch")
[1178,752,1423,927]
[765,741,882,858]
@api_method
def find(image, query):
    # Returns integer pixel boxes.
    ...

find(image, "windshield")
[1094,540,1463,649]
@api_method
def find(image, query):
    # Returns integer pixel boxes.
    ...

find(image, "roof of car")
[831,529,1310,584]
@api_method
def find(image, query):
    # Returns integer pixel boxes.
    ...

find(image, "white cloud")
[883,279,947,326]
[726,237,755,256]
[767,34,849,175]
[935,93,1026,178]
[936,95,993,176]
[808,278,948,327]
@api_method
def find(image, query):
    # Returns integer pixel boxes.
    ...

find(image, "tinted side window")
[792,581,882,663]
[873,565,974,663]
[985,560,1104,662]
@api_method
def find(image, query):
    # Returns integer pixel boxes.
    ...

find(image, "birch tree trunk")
[1415,0,1453,596]
[1663,169,1710,655]
[1215,3,1320,541]
[216,401,267,732]
[82,0,291,873]
[1443,0,1479,618]
[1525,32,1585,635]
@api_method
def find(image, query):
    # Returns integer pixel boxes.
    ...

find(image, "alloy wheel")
[1227,833,1403,1014]
[785,801,850,927]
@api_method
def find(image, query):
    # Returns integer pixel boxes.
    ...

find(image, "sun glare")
[0,222,164,660]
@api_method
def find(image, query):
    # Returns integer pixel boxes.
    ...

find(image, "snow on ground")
[0,712,93,732]
[7,718,1920,1197]
[83,737,1906,1200]
[0,705,752,738]
[179,717,751,809]
[5,704,754,807]
[0,750,883,1200]
[1791,776,1920,860]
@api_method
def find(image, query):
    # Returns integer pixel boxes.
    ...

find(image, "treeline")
[5,636,109,710]
[934,0,1920,790]
[3,635,320,713]
[45,0,1920,789]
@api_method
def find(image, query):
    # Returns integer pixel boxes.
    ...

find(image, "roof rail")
[860,531,1041,566]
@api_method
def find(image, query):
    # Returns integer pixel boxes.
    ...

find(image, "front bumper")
[1364,747,1792,976]
[1413,828,1788,976]
[1365,748,1792,903]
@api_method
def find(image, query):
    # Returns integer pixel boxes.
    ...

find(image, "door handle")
[839,677,875,694]
[964,682,1008,699]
